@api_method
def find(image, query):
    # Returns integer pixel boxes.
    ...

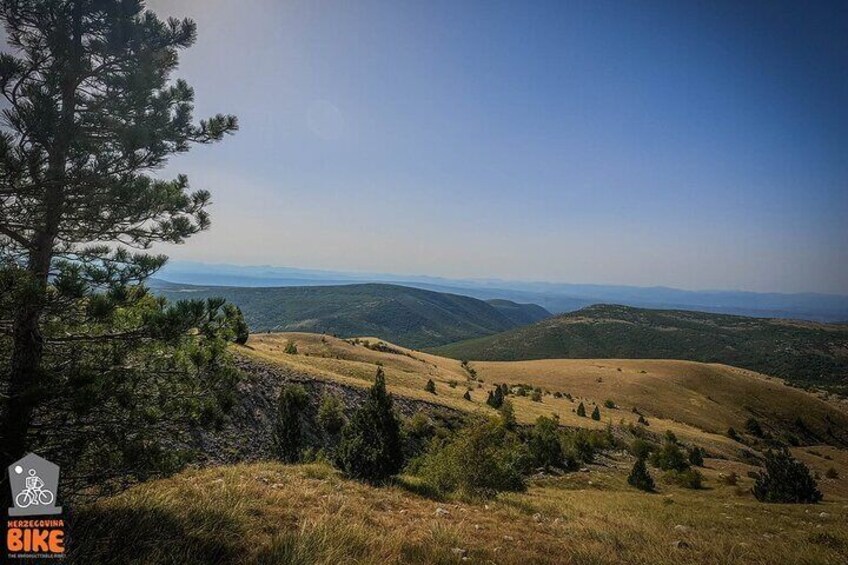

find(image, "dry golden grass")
[240,333,848,460]
[71,460,848,564]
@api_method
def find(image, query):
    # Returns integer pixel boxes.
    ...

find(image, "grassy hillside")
[243,333,848,456]
[69,458,848,564]
[432,304,848,393]
[153,281,547,349]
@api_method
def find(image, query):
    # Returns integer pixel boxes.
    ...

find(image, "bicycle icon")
[15,469,55,509]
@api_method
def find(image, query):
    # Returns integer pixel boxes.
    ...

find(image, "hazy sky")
[146,0,848,294]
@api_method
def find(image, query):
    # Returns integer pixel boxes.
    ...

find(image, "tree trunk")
[0,2,81,510]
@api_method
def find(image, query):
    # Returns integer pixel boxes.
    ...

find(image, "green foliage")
[425,379,436,394]
[604,399,616,409]
[334,369,404,483]
[463,390,471,401]
[630,439,655,459]
[0,0,238,497]
[650,440,689,472]
[561,428,612,465]
[418,418,527,498]
[498,400,516,430]
[224,304,250,345]
[531,389,542,402]
[688,446,705,467]
[745,417,764,438]
[274,385,309,463]
[528,416,564,469]
[317,394,346,436]
[752,449,823,504]
[486,386,504,409]
[628,458,655,492]
[664,468,704,489]
[284,341,299,355]
[576,402,586,417]
[591,406,601,421]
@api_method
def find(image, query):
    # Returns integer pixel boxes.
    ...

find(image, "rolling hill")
[151,281,549,349]
[430,304,848,392]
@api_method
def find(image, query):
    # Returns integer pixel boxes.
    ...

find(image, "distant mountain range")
[431,304,848,393]
[157,261,848,322]
[150,280,550,349]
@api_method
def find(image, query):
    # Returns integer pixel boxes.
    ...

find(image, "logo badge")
[7,453,62,517]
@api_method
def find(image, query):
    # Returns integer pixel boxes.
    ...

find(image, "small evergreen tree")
[752,449,822,504]
[688,446,705,467]
[529,416,563,469]
[318,394,346,436]
[274,385,309,463]
[334,368,404,483]
[591,406,601,421]
[628,457,655,492]
[223,304,250,345]
[499,400,517,430]
[425,379,436,394]
[486,386,504,409]
[284,341,298,355]
[463,390,472,401]
[576,402,586,417]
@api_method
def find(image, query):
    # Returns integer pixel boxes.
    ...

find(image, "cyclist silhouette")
[15,468,54,508]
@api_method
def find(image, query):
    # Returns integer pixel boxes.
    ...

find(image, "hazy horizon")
[146,0,848,294]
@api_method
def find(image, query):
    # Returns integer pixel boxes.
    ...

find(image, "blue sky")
[148,0,848,294]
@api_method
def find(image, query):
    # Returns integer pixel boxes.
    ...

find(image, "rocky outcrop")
[187,354,465,464]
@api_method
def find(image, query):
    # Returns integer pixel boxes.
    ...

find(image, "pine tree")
[224,304,250,345]
[274,385,308,463]
[576,402,586,417]
[486,386,504,409]
[499,400,516,430]
[335,368,404,483]
[688,446,705,467]
[628,457,655,492]
[753,448,822,504]
[0,0,237,502]
[591,406,601,421]
[425,379,436,394]
[284,341,298,355]
[463,390,472,401]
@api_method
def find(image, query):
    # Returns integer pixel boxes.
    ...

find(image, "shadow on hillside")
[67,505,245,565]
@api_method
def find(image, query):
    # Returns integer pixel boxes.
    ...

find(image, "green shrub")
[664,468,704,489]
[650,440,689,472]
[745,417,764,437]
[425,379,436,394]
[274,385,309,463]
[284,340,298,355]
[630,439,655,459]
[531,389,542,402]
[463,390,471,401]
[499,400,516,430]
[317,394,346,436]
[628,457,655,492]
[334,368,404,483]
[576,402,586,417]
[825,467,839,479]
[604,399,615,409]
[418,418,527,498]
[528,416,564,469]
[591,406,601,421]
[752,448,822,504]
[727,427,741,441]
[688,446,705,467]
[486,387,504,409]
